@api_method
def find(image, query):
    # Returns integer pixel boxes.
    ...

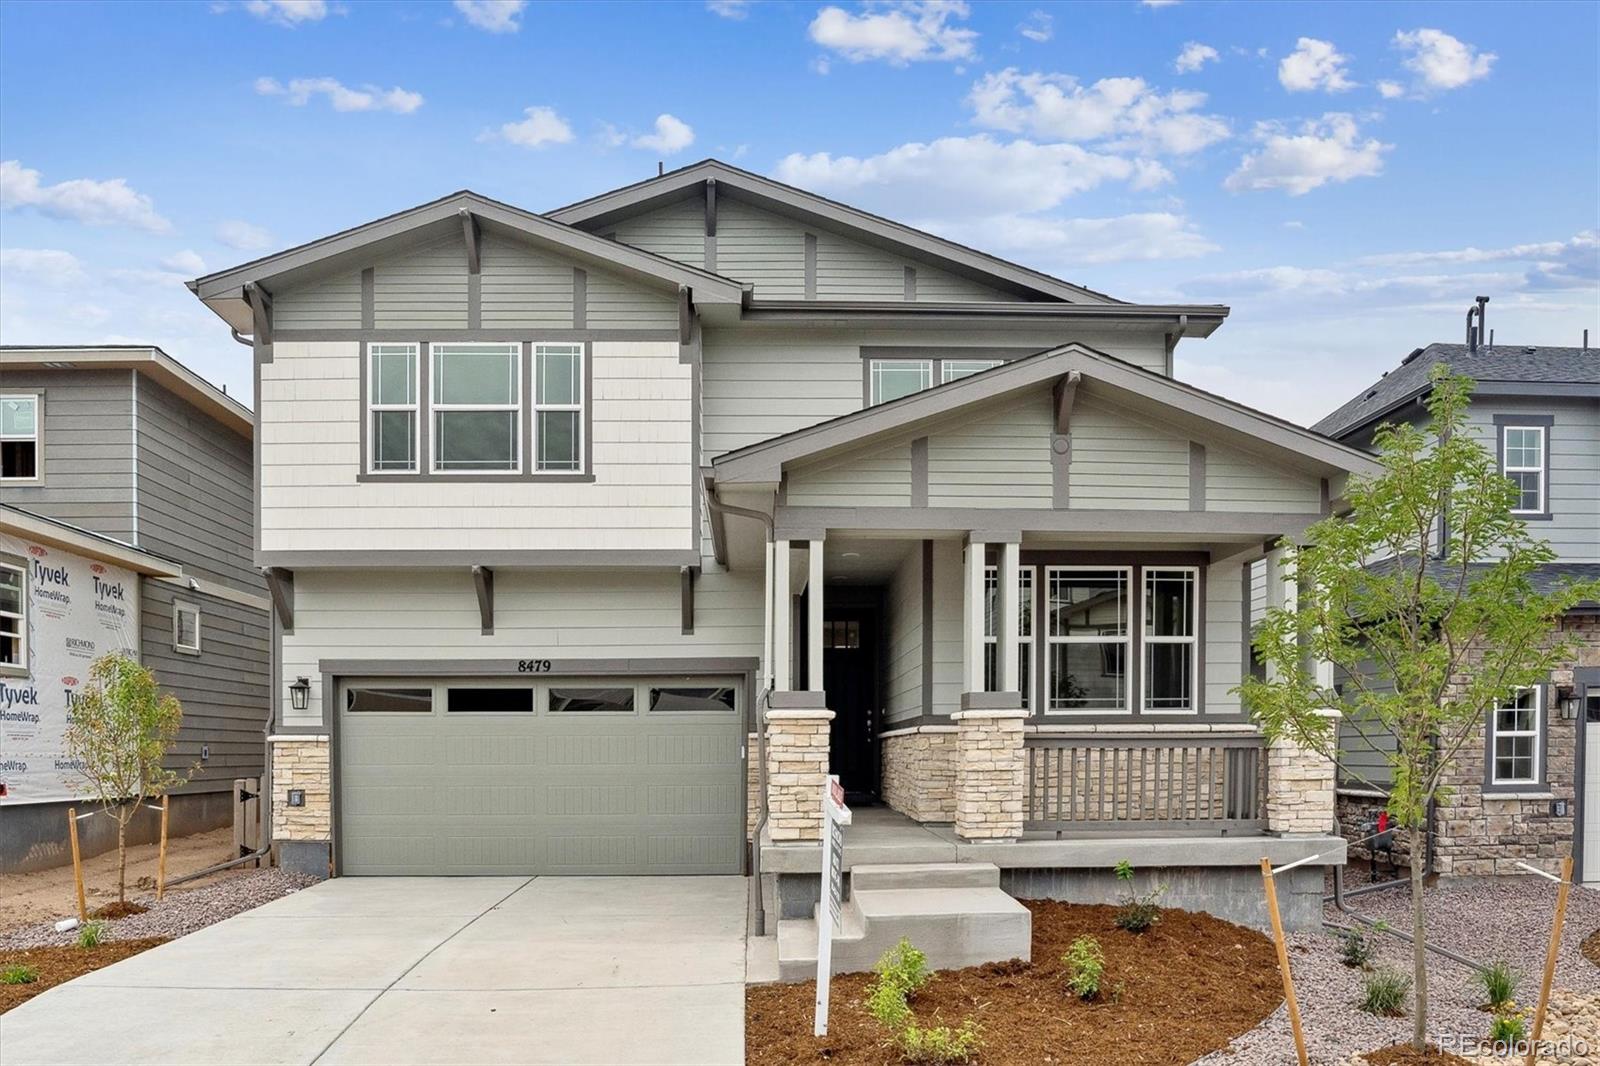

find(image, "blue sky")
[1,0,1595,424]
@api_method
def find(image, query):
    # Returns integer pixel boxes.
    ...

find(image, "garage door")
[336,676,746,875]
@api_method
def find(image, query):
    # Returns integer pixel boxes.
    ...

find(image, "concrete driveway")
[0,876,747,1066]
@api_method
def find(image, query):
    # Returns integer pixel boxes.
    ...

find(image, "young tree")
[64,653,189,904]
[1239,368,1599,1051]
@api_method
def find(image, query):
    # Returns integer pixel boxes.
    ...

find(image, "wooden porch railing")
[1023,732,1266,836]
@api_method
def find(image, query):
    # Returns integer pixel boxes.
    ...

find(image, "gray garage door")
[337,676,745,876]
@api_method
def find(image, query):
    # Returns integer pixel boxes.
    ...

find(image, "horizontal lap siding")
[786,443,912,506]
[374,236,468,329]
[927,394,1052,508]
[716,200,806,297]
[929,540,963,715]
[1336,660,1397,788]
[914,267,1012,302]
[1068,399,1190,509]
[1469,398,1599,562]
[1205,443,1322,514]
[885,544,923,723]
[815,231,905,300]
[279,567,763,728]
[0,370,135,541]
[585,267,678,329]
[480,236,574,328]
[259,341,693,553]
[274,271,362,329]
[610,199,705,270]
[1204,558,1243,715]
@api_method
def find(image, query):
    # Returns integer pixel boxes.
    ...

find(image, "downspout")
[703,477,778,935]
[1325,863,1484,973]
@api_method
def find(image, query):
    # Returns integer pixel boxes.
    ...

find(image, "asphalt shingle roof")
[1313,343,1600,439]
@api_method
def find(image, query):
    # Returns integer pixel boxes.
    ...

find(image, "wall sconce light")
[289,676,311,713]
[1556,683,1577,720]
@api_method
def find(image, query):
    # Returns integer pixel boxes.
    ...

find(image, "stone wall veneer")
[952,709,1027,841]
[1266,711,1338,836]
[881,728,958,823]
[270,735,331,842]
[764,708,834,842]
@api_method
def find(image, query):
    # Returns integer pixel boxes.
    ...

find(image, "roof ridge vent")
[1524,345,1537,354]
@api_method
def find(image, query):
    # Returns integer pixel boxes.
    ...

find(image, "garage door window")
[650,686,737,712]
[549,687,634,713]
[447,687,533,713]
[346,687,433,713]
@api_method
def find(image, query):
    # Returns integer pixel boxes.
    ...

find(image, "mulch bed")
[747,901,1283,1065]
[1360,1045,1471,1065]
[0,938,168,1014]
[90,901,149,920]
[1581,927,1600,969]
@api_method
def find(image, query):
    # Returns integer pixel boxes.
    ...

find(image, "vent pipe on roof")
[658,161,664,176]
[1476,296,1489,349]
[1465,303,1481,352]
[1585,329,1590,350]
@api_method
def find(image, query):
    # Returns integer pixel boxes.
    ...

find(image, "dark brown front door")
[823,606,879,803]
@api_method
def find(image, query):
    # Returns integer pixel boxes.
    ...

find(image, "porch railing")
[1023,732,1266,836]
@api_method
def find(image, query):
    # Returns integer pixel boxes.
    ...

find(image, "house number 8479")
[517,659,553,673]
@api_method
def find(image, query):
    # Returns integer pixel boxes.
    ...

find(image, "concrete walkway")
[0,875,748,1065]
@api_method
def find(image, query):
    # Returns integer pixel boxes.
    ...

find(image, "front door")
[823,607,879,803]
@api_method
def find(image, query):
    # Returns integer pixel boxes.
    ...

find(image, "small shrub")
[897,1019,981,1064]
[866,977,912,1030]
[875,938,931,998]
[0,965,38,985]
[1062,935,1105,1001]
[1338,927,1378,969]
[1112,861,1165,932]
[1476,960,1517,1010]
[1358,967,1411,1016]
[1488,1007,1527,1045]
[76,920,105,949]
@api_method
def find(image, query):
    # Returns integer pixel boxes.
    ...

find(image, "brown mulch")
[1581,927,1600,968]
[746,901,1283,1065]
[89,901,149,920]
[1360,1044,1472,1065]
[0,938,169,1014]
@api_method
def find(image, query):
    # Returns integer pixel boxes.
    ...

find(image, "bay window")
[1045,567,1129,712]
[1143,568,1198,712]
[431,343,520,473]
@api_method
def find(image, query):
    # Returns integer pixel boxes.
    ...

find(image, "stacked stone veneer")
[1265,712,1338,836]
[952,710,1027,841]
[270,735,331,842]
[881,727,958,823]
[765,709,833,842]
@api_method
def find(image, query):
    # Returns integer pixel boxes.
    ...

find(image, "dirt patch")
[0,938,168,1014]
[746,901,1283,1066]
[1581,927,1600,969]
[89,901,149,920]
[1360,1044,1472,1065]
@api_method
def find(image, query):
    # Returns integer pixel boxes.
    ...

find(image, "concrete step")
[848,862,1001,892]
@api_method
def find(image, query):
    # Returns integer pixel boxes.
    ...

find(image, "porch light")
[289,676,311,712]
[1555,682,1577,719]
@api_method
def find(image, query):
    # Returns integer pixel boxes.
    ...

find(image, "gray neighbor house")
[1314,338,1600,882]
[0,346,270,872]
[180,159,1373,952]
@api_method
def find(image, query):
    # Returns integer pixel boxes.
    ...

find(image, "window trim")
[0,391,43,484]
[0,552,27,678]
[1486,685,1545,789]
[1043,565,1132,715]
[430,341,523,476]
[172,599,202,657]
[533,343,585,473]
[365,343,420,474]
[1495,415,1554,521]
[1140,566,1200,714]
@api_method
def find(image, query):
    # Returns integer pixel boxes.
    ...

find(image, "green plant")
[1112,860,1165,932]
[875,938,931,998]
[1338,927,1377,969]
[866,977,912,1030]
[77,920,106,949]
[1358,967,1412,1017]
[1476,960,1517,1010]
[1488,1007,1527,1045]
[1062,935,1105,1001]
[897,1019,981,1064]
[0,965,38,985]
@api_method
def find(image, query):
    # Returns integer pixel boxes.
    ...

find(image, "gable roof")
[188,189,750,334]
[549,159,1221,317]
[712,342,1380,486]
[2,503,183,577]
[1315,342,1600,440]
[0,345,252,436]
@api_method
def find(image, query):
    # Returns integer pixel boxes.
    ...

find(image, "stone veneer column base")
[881,727,958,823]
[952,708,1028,841]
[1265,711,1338,836]
[270,735,332,878]
[765,708,834,842]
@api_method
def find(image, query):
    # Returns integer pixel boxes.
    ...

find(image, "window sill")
[1482,789,1553,800]
[356,472,597,484]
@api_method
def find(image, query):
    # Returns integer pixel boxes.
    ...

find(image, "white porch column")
[806,538,825,692]
[1262,543,1337,835]
[998,540,1021,693]
[773,539,792,691]
[963,537,986,692]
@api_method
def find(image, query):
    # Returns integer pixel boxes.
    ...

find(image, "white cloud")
[808,1,976,66]
[0,160,171,233]
[1377,80,1405,99]
[1278,37,1356,92]
[1282,220,1306,230]
[632,114,696,154]
[243,0,329,25]
[0,248,87,287]
[216,220,274,251]
[1357,231,1598,290]
[706,0,750,17]
[1174,42,1218,74]
[1141,0,1181,7]
[1393,28,1495,92]
[1017,10,1052,43]
[160,250,207,275]
[453,0,526,33]
[1224,113,1388,195]
[482,106,575,149]
[255,76,423,113]
[968,69,1229,156]
[937,212,1218,264]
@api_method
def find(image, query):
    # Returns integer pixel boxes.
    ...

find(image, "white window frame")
[0,557,26,677]
[1489,686,1542,786]
[869,359,933,406]
[1501,425,1546,515]
[941,359,1002,384]
[173,600,202,656]
[1141,566,1199,714]
[533,343,584,474]
[366,343,420,474]
[0,393,41,483]
[430,342,522,475]
[1044,565,1131,715]
[984,564,1037,710]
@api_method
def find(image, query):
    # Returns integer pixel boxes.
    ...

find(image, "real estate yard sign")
[0,532,139,804]
[814,774,852,1037]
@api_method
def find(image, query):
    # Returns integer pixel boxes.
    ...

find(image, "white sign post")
[814,773,851,1037]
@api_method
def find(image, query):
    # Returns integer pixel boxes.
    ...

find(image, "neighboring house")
[1314,338,1600,879]
[0,346,271,873]
[184,160,1376,931]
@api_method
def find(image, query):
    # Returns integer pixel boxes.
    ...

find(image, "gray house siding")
[1469,396,1599,562]
[0,368,136,540]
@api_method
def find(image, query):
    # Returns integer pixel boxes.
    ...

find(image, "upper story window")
[0,557,24,675]
[535,344,583,472]
[1045,567,1129,713]
[1143,567,1198,712]
[368,344,419,473]
[941,359,1002,384]
[0,394,40,481]
[1490,687,1541,786]
[1500,424,1547,516]
[867,355,1005,406]
[432,343,521,473]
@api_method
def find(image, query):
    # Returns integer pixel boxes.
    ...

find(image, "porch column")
[806,538,824,692]
[963,537,986,692]
[952,708,1028,841]
[1261,544,1337,836]
[998,540,1021,694]
[773,539,792,691]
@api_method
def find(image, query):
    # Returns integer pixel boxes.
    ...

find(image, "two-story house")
[186,161,1377,937]
[0,345,272,873]
[1315,336,1600,881]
